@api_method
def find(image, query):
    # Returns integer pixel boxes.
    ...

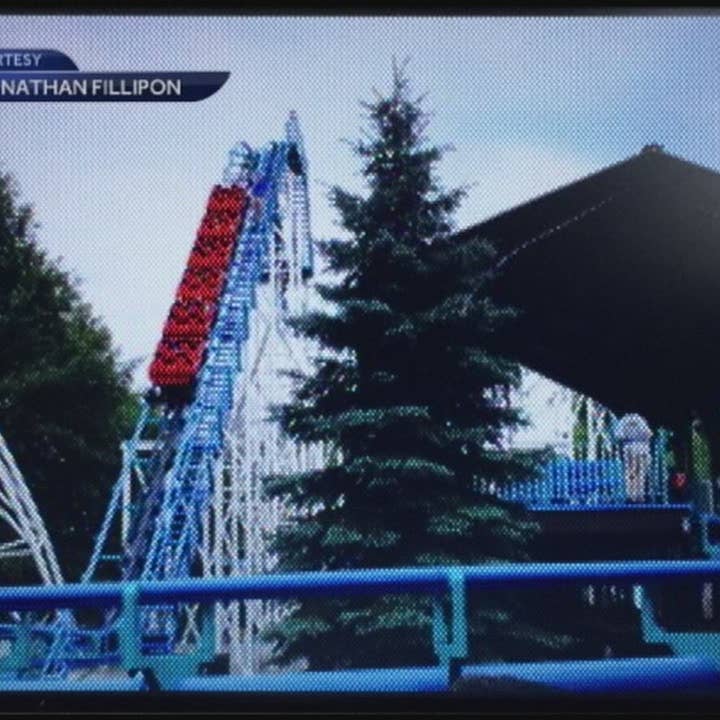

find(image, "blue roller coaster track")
[34,117,315,678]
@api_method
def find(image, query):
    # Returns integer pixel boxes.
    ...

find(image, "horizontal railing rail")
[3,560,720,610]
[3,561,720,689]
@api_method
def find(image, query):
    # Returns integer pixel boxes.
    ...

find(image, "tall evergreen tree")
[264,65,559,670]
[0,169,139,582]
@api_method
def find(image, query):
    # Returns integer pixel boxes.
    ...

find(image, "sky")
[2,15,720,444]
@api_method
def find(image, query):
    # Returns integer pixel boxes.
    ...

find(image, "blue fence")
[2,561,720,692]
[499,427,676,509]
[501,456,674,509]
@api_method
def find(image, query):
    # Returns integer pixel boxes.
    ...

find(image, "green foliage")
[692,421,712,484]
[263,64,555,670]
[0,170,140,582]
[571,395,616,461]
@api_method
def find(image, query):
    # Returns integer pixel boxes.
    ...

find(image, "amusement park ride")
[1,120,720,693]
[0,112,326,680]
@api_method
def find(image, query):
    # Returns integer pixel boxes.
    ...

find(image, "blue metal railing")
[3,560,720,690]
[502,459,626,507]
[501,428,675,509]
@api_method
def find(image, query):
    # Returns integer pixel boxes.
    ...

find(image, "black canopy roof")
[454,145,720,429]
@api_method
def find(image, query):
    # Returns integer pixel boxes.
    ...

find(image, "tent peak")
[641,142,665,154]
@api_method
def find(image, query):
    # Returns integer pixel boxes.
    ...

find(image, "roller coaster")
[2,117,720,694]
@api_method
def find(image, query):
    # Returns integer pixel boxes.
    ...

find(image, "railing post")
[0,615,31,675]
[660,429,670,505]
[118,584,216,689]
[432,568,468,687]
[543,462,552,505]
[118,583,142,672]
[197,602,216,661]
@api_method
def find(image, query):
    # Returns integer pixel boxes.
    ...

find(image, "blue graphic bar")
[0,72,230,101]
[0,49,78,71]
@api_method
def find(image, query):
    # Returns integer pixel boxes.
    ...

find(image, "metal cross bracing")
[0,431,62,587]
[200,114,325,673]
[0,431,69,678]
[0,429,64,675]
[212,265,326,673]
[40,113,324,677]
